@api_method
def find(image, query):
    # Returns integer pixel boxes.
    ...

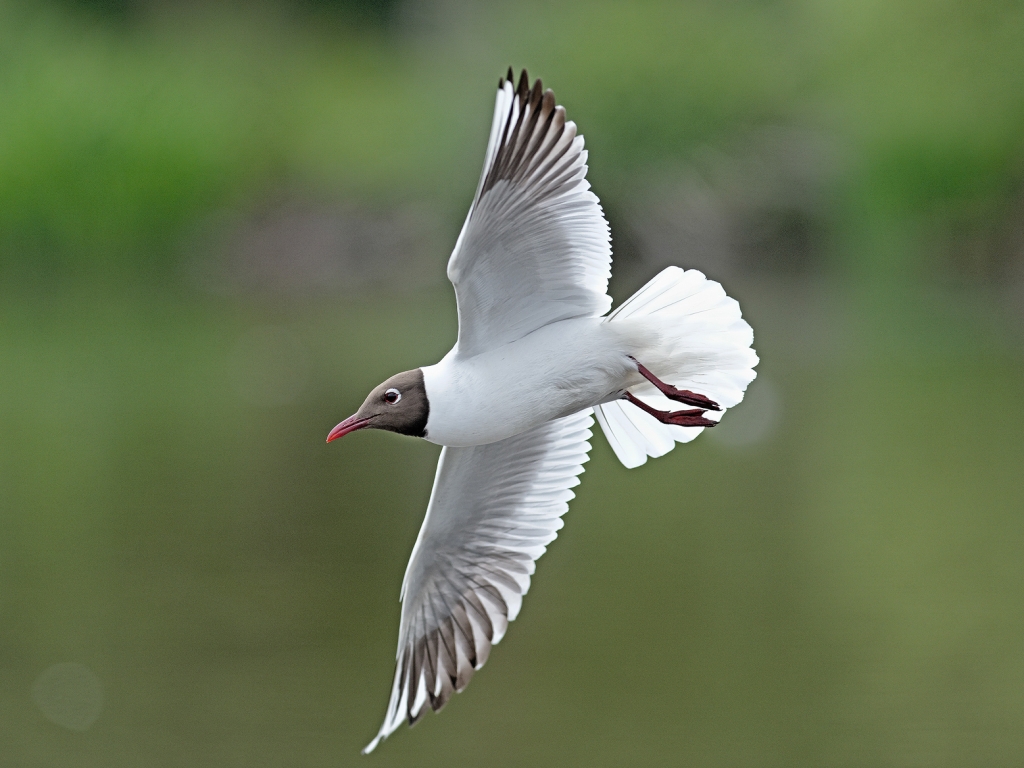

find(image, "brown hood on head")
[341,368,430,439]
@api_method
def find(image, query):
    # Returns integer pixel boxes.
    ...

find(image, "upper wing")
[447,69,612,358]
[362,409,594,753]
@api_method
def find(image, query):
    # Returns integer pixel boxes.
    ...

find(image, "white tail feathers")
[595,267,758,468]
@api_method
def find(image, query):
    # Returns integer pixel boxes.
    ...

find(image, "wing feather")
[447,70,612,357]
[362,409,594,753]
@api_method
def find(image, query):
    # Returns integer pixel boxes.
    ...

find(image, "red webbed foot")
[628,357,721,411]
[623,391,718,428]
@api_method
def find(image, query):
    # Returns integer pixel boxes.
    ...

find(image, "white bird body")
[326,70,759,753]
[422,317,641,447]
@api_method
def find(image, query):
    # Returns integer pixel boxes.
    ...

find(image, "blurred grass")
[1,0,1023,280]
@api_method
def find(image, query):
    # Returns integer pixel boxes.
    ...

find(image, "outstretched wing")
[447,69,612,358]
[363,410,594,753]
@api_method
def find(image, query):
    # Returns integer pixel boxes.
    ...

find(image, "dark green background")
[2,1,1024,765]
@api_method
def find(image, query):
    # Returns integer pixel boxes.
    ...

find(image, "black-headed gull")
[327,69,758,753]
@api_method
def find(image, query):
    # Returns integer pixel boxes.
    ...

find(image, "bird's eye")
[384,388,402,404]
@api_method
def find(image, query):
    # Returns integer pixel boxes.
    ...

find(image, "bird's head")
[326,368,429,442]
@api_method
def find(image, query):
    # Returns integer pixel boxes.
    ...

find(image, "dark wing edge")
[450,68,581,285]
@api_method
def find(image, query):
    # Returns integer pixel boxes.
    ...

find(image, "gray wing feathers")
[447,70,612,357]
[363,409,594,753]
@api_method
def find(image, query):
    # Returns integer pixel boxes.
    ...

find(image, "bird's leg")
[623,391,718,428]
[628,356,721,411]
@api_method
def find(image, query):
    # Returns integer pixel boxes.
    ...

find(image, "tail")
[595,267,758,468]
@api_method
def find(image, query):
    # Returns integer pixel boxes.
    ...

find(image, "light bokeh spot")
[31,663,103,732]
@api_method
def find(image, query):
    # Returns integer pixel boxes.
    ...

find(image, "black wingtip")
[542,88,556,112]
[516,69,530,97]
[529,76,543,108]
[502,68,540,95]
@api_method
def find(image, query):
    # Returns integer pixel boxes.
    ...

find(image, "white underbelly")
[421,318,642,447]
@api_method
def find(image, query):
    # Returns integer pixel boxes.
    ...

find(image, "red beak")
[326,414,372,442]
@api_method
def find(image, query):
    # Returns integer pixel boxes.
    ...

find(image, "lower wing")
[363,409,595,753]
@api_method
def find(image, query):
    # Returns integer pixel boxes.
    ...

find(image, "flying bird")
[327,69,758,753]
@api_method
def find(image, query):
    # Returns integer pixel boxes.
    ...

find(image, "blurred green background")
[2,0,1024,765]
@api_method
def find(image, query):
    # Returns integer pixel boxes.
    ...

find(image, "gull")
[327,69,758,753]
